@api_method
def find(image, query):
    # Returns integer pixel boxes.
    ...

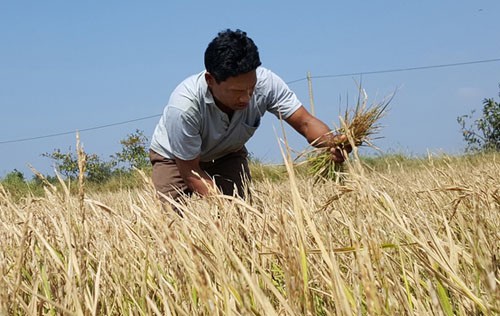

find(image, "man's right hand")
[330,134,352,163]
[175,157,218,196]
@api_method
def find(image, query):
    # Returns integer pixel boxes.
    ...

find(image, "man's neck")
[213,97,234,120]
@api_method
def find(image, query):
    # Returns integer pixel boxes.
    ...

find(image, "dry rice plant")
[339,87,391,148]
[0,152,499,315]
[306,87,392,182]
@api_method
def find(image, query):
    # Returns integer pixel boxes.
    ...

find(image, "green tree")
[112,129,150,170]
[43,148,115,182]
[458,85,500,152]
[42,148,79,178]
[41,130,150,184]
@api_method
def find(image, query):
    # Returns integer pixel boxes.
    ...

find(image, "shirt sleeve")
[265,70,302,119]
[165,106,202,160]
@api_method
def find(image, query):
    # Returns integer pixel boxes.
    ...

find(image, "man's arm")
[285,105,348,162]
[175,156,217,196]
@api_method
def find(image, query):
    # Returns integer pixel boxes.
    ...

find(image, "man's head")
[204,29,261,83]
[204,29,261,113]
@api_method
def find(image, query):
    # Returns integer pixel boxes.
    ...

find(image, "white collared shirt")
[150,67,302,161]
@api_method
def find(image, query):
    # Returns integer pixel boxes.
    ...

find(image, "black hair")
[204,29,261,83]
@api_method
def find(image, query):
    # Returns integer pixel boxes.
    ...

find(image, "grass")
[0,151,498,315]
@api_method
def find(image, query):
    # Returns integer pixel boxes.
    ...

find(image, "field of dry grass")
[1,152,498,315]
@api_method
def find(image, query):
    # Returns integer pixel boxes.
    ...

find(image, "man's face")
[205,70,257,114]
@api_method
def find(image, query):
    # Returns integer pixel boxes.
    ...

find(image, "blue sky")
[1,1,499,177]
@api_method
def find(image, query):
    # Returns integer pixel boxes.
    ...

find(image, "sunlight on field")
[1,153,498,315]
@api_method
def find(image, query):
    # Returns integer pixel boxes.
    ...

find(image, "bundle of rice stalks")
[306,88,393,182]
[340,88,391,148]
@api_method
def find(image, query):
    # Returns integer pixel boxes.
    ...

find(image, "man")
[150,29,348,203]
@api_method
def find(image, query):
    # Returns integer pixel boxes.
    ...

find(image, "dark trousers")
[149,148,251,202]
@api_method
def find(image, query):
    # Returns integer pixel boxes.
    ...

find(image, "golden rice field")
[0,152,498,315]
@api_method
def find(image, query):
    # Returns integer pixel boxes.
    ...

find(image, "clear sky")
[1,1,499,177]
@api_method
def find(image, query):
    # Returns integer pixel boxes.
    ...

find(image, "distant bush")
[1,169,45,200]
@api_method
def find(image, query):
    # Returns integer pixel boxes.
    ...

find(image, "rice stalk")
[1,144,497,314]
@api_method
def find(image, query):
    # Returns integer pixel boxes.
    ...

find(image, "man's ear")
[205,72,215,87]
